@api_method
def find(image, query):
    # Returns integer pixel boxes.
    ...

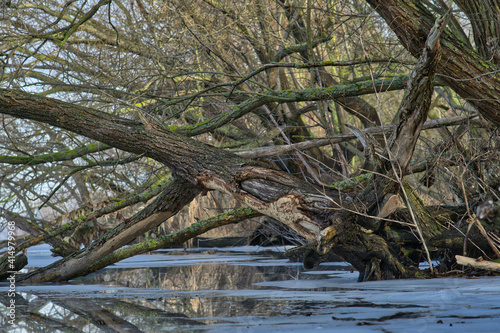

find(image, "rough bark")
[0,88,244,181]
[1,87,346,240]
[454,0,500,65]
[366,0,500,127]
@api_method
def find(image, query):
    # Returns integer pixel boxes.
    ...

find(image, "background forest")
[1,0,499,282]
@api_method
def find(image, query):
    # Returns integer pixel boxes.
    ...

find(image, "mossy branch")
[2,175,173,259]
[175,74,415,137]
[0,142,110,165]
[87,206,261,275]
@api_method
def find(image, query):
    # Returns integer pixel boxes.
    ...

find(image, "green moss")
[0,142,108,166]
[329,173,372,191]
[480,61,490,69]
[414,270,433,279]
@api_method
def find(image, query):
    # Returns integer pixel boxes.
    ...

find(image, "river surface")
[1,244,500,332]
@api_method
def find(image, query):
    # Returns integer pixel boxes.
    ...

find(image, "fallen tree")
[1,1,499,282]
[0,10,484,282]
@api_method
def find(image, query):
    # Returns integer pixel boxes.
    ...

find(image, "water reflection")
[78,262,319,290]
[0,249,350,332]
[1,290,205,332]
[3,248,498,332]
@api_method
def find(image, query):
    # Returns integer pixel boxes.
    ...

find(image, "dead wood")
[312,10,453,281]
[1,7,492,283]
[456,255,500,273]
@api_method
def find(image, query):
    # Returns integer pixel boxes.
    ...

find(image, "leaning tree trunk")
[366,0,500,127]
[314,10,452,281]
[0,10,452,282]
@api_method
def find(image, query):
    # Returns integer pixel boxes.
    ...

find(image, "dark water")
[1,245,500,332]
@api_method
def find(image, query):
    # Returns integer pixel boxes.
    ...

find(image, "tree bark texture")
[0,88,339,244]
[454,0,500,64]
[314,9,451,281]
[366,0,500,127]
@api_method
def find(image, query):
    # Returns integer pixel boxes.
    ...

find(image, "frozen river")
[1,244,500,332]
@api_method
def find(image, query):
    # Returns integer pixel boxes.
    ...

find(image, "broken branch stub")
[197,166,335,242]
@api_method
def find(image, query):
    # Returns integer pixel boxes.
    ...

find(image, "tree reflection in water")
[1,249,348,332]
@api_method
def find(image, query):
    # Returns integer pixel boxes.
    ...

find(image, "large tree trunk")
[366,0,500,127]
[0,89,331,243]
[0,9,452,282]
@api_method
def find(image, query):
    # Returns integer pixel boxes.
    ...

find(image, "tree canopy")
[1,0,499,282]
